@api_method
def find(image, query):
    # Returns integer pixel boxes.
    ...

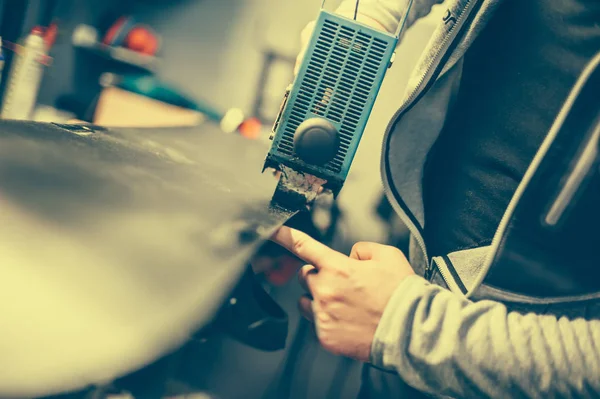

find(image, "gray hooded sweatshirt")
[332,0,600,397]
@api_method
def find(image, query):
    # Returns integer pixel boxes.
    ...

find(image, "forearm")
[371,275,600,398]
[335,0,444,34]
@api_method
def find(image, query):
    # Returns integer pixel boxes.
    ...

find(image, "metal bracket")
[394,0,415,38]
[271,165,328,210]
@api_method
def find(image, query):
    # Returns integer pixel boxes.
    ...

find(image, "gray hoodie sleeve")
[370,274,600,398]
[335,0,445,34]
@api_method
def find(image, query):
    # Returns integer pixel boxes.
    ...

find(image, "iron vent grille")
[277,18,389,173]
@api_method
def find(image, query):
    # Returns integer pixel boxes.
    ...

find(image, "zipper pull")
[424,262,434,281]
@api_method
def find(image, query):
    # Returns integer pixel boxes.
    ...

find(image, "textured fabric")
[359,237,448,399]
[445,246,489,291]
[422,0,600,258]
[371,275,600,398]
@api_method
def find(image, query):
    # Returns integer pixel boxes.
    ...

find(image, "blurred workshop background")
[0,0,443,398]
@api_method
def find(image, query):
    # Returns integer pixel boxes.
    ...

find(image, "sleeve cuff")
[369,274,434,369]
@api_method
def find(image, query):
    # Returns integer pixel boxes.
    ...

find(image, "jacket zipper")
[429,256,467,294]
[424,261,435,281]
[434,259,451,285]
[380,0,478,274]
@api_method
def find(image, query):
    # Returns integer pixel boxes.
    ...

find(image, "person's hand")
[250,213,319,284]
[270,226,415,362]
[294,14,388,76]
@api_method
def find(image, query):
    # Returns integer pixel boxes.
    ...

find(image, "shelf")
[74,41,159,72]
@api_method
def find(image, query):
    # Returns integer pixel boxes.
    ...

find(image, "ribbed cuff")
[370,274,432,369]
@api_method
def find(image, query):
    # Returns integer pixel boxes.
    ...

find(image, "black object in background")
[252,50,295,125]
[37,0,60,27]
[213,266,289,352]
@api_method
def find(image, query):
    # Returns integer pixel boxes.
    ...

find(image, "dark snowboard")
[0,121,297,398]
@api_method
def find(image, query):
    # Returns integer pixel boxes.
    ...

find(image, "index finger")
[269,226,343,269]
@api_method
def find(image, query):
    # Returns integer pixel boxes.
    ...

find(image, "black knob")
[293,118,339,166]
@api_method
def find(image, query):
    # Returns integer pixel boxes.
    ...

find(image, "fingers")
[298,264,317,293]
[270,226,344,270]
[350,242,381,261]
[349,242,406,261]
[298,265,317,322]
[298,294,314,322]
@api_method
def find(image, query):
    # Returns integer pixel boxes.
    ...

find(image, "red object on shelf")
[103,17,160,56]
[125,26,159,56]
[238,117,262,139]
[44,23,59,49]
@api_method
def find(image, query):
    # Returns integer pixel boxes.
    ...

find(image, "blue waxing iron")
[263,0,413,208]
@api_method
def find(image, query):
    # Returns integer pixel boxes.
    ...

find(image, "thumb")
[349,242,383,261]
[349,242,404,261]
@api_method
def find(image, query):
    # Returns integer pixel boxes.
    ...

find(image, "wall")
[37,0,328,115]
[136,0,324,113]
